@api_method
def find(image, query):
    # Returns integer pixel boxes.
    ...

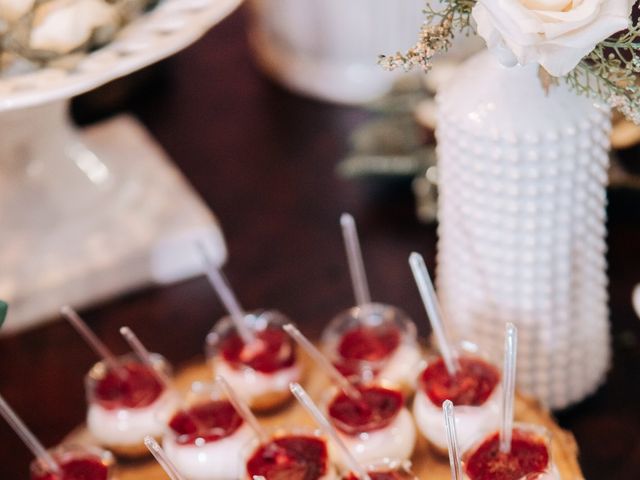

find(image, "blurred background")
[0,2,640,478]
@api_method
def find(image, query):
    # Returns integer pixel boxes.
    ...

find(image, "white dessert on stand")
[206,310,302,411]
[201,256,303,412]
[323,214,422,393]
[461,424,561,480]
[85,353,179,456]
[412,343,501,452]
[244,428,338,480]
[325,384,416,469]
[163,381,255,480]
[322,303,422,393]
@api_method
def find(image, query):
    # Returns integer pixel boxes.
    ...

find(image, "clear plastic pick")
[443,400,463,480]
[215,375,269,443]
[409,252,458,375]
[197,242,255,345]
[144,436,186,480]
[500,322,518,454]
[0,394,60,475]
[340,213,371,307]
[61,305,122,376]
[289,382,371,480]
[119,326,172,387]
[283,324,362,400]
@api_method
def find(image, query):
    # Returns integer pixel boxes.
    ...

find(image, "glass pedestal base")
[0,103,226,334]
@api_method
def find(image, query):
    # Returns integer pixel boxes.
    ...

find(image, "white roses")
[0,0,36,23]
[472,0,634,76]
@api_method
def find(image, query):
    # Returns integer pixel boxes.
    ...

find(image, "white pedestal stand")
[0,0,242,333]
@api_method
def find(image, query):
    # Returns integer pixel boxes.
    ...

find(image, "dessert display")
[85,352,179,456]
[245,430,336,480]
[323,214,421,391]
[19,258,583,480]
[462,425,560,480]
[68,358,583,480]
[326,384,416,469]
[201,258,302,411]
[206,310,302,410]
[409,253,501,451]
[443,324,561,480]
[322,303,422,392]
[162,380,256,480]
[30,445,114,480]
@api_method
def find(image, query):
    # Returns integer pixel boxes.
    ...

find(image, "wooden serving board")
[68,358,585,480]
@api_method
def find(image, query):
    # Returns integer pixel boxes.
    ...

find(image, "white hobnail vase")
[435,50,612,409]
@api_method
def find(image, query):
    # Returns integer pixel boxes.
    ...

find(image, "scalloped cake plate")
[0,0,243,111]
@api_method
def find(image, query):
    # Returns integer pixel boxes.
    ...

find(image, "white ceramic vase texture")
[247,0,424,104]
[435,50,612,409]
[247,0,482,104]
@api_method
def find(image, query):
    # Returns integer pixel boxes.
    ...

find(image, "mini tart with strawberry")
[163,383,255,480]
[206,310,302,411]
[85,353,179,457]
[413,343,501,454]
[324,383,416,470]
[462,424,561,480]
[245,429,337,480]
[322,303,421,394]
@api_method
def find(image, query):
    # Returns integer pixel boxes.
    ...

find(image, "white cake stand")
[0,0,242,334]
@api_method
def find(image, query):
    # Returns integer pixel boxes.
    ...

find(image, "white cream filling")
[413,386,501,452]
[320,468,339,480]
[330,408,416,470]
[213,359,301,404]
[376,343,423,390]
[163,423,255,480]
[87,389,179,447]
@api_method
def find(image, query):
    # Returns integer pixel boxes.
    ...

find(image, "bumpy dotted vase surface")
[435,50,611,409]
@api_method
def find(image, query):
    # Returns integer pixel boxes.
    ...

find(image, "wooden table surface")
[1,6,640,479]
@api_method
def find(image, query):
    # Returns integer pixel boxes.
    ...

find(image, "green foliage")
[564,22,640,124]
[0,301,7,329]
[378,0,475,72]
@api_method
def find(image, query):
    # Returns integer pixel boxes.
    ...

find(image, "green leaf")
[0,301,7,328]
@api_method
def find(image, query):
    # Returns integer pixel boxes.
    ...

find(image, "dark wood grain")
[1,6,639,479]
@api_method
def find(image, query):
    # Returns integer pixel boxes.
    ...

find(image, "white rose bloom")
[0,0,36,22]
[472,0,634,76]
[29,0,118,54]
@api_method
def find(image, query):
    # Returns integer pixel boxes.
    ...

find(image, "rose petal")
[521,0,572,12]
[472,0,634,76]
